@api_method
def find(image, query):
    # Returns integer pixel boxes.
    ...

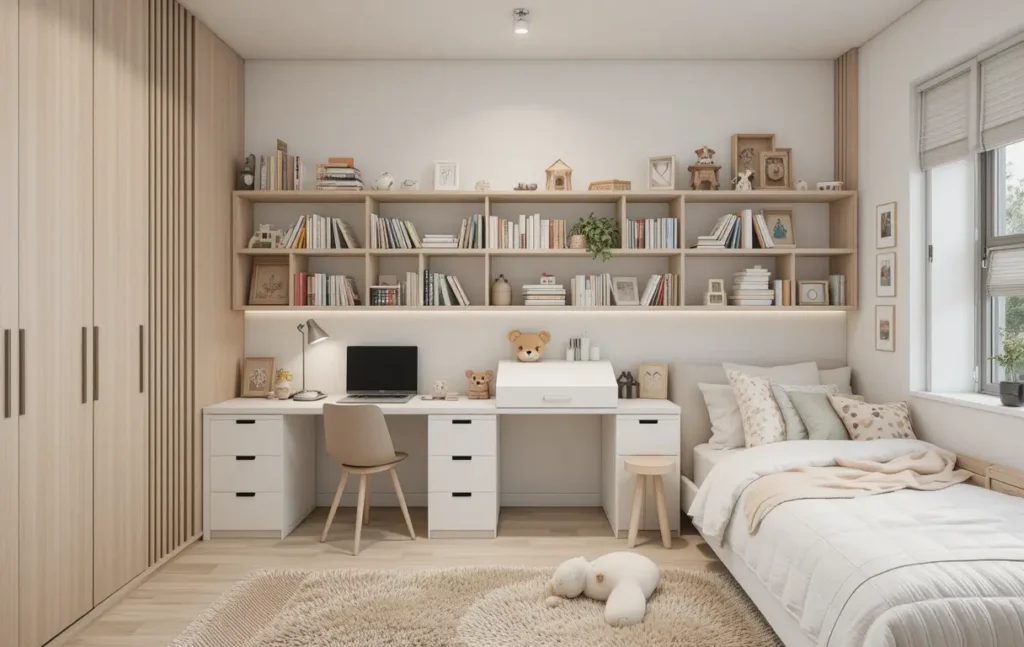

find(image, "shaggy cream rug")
[169,567,781,647]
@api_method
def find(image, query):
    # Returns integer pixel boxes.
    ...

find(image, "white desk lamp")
[293,319,329,401]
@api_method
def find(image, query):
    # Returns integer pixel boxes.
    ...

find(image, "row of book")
[316,160,363,191]
[487,214,567,249]
[258,140,303,191]
[293,272,361,306]
[624,218,678,249]
[456,214,485,248]
[827,274,847,306]
[523,283,566,306]
[732,266,773,306]
[370,213,423,249]
[639,274,679,306]
[280,214,361,249]
[569,274,612,306]
[773,280,793,307]
[697,210,777,249]
[421,234,458,249]
[421,270,471,306]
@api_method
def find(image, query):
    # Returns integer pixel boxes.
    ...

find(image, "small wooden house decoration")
[546,159,573,191]
[617,372,631,399]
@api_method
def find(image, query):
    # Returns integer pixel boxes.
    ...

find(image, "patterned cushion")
[827,395,917,441]
[771,384,840,440]
[727,370,786,447]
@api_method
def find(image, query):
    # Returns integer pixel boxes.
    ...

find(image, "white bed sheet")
[693,443,744,487]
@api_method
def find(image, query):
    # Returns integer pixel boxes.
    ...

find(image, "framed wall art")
[248,257,290,306]
[876,252,896,298]
[875,305,895,352]
[759,150,791,190]
[876,202,897,248]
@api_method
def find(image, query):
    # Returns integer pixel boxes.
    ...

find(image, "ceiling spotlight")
[513,8,530,35]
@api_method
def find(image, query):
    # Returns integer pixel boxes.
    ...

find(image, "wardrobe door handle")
[93,326,99,401]
[18,330,24,416]
[235,419,256,425]
[3,329,10,419]
[235,456,255,461]
[139,324,144,393]
[81,327,87,404]
[638,419,658,425]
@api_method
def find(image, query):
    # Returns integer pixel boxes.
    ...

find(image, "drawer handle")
[235,419,256,425]
[543,395,571,402]
[452,419,472,425]
[451,492,472,498]
[235,456,256,461]
[639,419,658,425]
[235,492,256,498]
[452,456,472,461]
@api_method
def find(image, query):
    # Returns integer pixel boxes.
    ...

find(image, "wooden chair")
[320,404,416,554]
[624,456,675,549]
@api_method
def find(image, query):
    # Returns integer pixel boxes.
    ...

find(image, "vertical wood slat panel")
[171,0,180,553]
[185,12,195,539]
[834,48,859,191]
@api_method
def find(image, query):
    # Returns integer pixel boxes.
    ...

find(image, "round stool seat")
[624,456,675,476]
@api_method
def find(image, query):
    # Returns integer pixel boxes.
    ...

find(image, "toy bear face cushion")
[508,330,551,362]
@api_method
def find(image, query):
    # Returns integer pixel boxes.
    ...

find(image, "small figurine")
[432,380,448,399]
[475,180,491,191]
[540,273,556,285]
[514,183,539,191]
[372,172,396,191]
[732,169,754,191]
[696,146,715,165]
[545,159,573,191]
[794,179,809,191]
[400,179,419,190]
[687,146,721,191]
[239,154,256,190]
[248,224,283,249]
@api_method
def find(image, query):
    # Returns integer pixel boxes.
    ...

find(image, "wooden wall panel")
[19,1,95,645]
[93,0,150,604]
[835,48,859,190]
[193,20,245,534]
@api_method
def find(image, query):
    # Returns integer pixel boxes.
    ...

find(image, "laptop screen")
[346,346,418,393]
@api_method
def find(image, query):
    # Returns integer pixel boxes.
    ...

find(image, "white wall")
[852,0,1024,469]
[244,59,846,504]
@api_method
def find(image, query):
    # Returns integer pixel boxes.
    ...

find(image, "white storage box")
[495,360,618,409]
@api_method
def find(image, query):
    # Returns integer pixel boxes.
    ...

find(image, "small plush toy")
[508,330,551,362]
[465,370,493,399]
[545,551,660,626]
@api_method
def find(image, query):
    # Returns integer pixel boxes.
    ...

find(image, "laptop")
[338,345,418,404]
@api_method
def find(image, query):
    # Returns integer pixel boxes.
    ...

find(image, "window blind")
[920,71,972,170]
[980,41,1024,151]
[988,246,1024,297]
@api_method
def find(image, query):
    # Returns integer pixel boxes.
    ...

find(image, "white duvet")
[690,439,1024,647]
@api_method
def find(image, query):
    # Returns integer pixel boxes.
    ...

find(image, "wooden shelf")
[685,247,855,257]
[240,305,854,313]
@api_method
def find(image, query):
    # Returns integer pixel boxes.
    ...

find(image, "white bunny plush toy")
[545,551,660,626]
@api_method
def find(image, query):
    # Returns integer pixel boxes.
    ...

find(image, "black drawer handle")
[639,419,658,425]
[235,419,256,425]
[235,456,256,461]
[235,492,256,497]
[452,456,472,461]
[452,492,472,498]
[452,419,471,425]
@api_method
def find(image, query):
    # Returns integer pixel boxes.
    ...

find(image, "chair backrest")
[323,404,397,467]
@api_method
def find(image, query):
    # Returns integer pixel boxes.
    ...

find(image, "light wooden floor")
[65,506,721,647]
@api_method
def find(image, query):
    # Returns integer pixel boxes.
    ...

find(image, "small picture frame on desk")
[638,362,669,399]
[241,357,275,397]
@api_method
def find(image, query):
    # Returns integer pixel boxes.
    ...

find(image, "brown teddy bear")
[465,370,494,399]
[508,330,551,362]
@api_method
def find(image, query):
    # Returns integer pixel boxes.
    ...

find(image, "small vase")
[491,274,511,306]
[999,381,1024,407]
[569,235,587,249]
[273,380,293,400]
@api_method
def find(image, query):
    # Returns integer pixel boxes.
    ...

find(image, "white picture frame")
[875,305,895,352]
[707,279,725,293]
[876,202,897,249]
[434,161,459,191]
[648,155,676,190]
[638,362,669,399]
[611,276,640,306]
[876,252,896,298]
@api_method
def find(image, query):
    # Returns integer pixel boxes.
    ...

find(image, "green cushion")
[788,392,850,441]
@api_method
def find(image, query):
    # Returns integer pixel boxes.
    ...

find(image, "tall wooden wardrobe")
[1,1,242,645]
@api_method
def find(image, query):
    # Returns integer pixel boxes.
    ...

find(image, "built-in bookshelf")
[232,189,857,311]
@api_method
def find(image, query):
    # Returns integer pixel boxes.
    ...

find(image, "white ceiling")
[179,0,923,61]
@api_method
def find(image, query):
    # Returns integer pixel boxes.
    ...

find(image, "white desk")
[203,396,681,540]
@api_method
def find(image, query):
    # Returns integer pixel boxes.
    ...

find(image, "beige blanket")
[744,449,972,534]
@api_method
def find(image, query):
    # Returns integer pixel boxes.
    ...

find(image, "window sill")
[911,391,1024,420]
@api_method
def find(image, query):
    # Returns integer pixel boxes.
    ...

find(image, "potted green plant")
[991,329,1024,407]
[568,212,620,261]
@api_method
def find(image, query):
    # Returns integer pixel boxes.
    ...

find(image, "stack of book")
[315,157,363,191]
[487,214,567,249]
[369,285,402,306]
[370,213,422,249]
[731,266,774,306]
[281,214,361,249]
[421,234,458,249]
[828,274,847,306]
[421,271,470,306]
[695,210,776,250]
[625,218,678,249]
[456,214,485,248]
[293,272,360,306]
[523,283,567,306]
[640,274,678,306]
[259,139,303,191]
[570,274,611,306]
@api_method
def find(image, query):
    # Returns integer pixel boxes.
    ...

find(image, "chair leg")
[363,475,372,525]
[639,475,647,532]
[353,474,368,556]
[390,468,416,540]
[627,474,644,548]
[653,475,672,549]
[321,471,349,543]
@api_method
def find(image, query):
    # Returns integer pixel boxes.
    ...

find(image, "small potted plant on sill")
[991,329,1024,407]
[568,212,620,261]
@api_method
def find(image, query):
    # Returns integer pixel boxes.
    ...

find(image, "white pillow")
[819,367,852,394]
[722,361,820,385]
[727,371,786,447]
[698,383,744,449]
[771,383,839,440]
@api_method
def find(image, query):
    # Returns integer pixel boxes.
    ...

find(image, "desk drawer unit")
[428,492,498,534]
[209,456,283,493]
[616,416,680,455]
[428,416,497,456]
[428,456,497,493]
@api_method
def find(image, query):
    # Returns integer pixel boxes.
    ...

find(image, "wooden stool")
[624,456,675,548]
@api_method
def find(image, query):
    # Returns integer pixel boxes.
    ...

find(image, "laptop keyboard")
[338,394,414,404]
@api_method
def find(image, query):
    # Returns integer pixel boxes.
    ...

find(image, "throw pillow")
[788,392,849,440]
[698,383,745,449]
[827,395,917,441]
[771,384,840,440]
[726,371,786,447]
[722,361,821,385]
[818,367,853,394]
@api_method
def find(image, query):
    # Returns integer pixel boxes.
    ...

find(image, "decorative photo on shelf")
[764,209,796,247]
[876,202,897,248]
[731,134,776,187]
[638,362,669,399]
[248,258,290,306]
[707,279,725,293]
[241,357,275,397]
[611,276,640,306]
[759,150,791,190]
[876,252,896,298]
[434,161,459,191]
[704,292,726,306]
[797,280,829,306]
[648,155,676,190]
[875,305,895,352]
